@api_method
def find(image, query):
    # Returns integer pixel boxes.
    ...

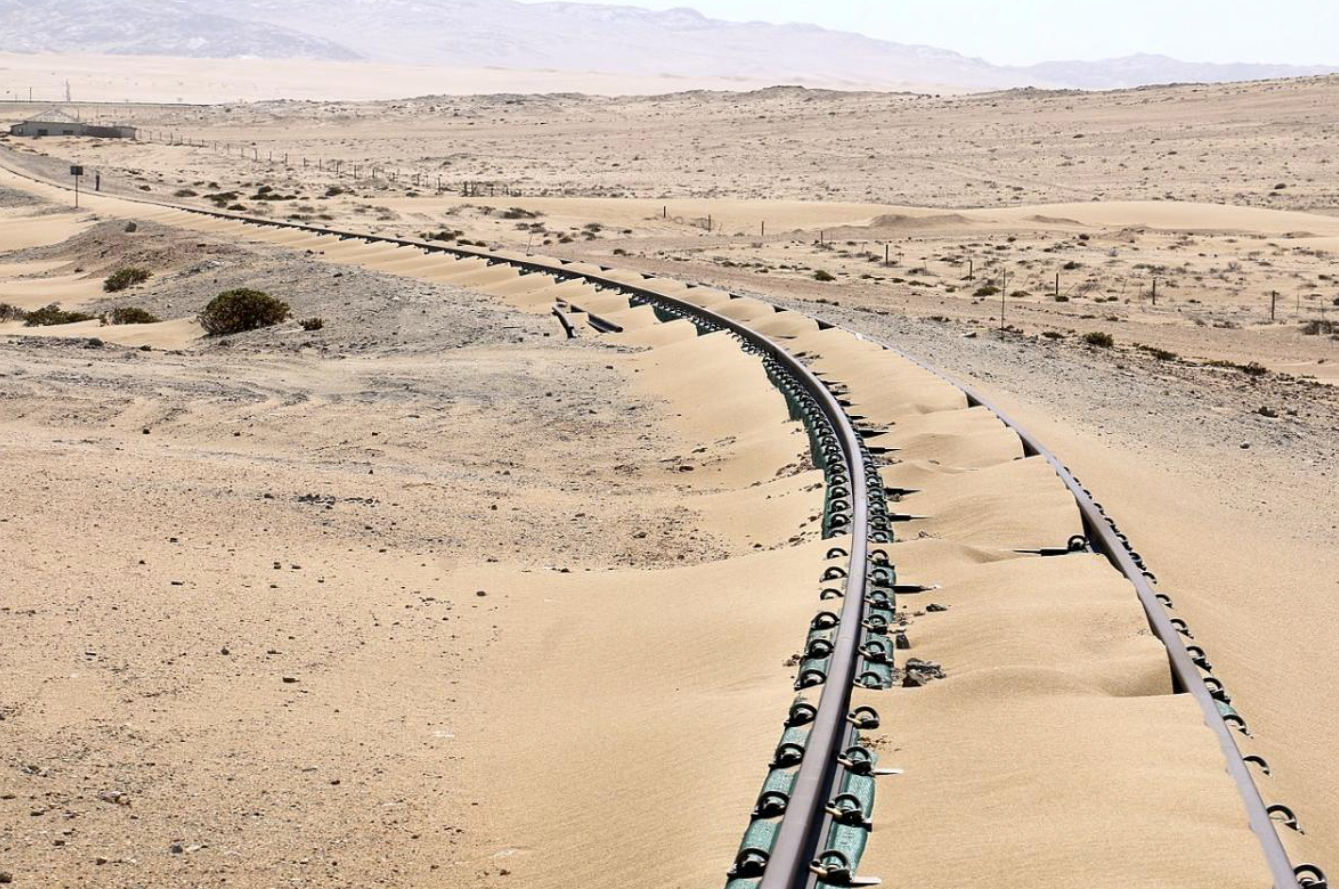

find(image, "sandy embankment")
[0,163,1312,884]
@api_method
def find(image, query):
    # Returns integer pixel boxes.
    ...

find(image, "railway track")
[0,152,1324,889]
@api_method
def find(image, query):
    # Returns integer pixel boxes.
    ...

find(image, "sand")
[0,52,840,105]
[3,71,1337,886]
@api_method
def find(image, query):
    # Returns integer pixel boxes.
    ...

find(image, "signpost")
[70,165,84,209]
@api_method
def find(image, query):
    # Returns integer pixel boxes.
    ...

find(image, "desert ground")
[2,75,1337,887]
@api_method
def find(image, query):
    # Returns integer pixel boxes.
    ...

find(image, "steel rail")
[1,150,1318,888]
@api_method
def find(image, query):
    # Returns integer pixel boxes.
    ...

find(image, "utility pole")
[64,79,71,103]
[884,243,890,267]
[1000,268,1008,334]
[968,258,974,280]
[1055,272,1060,298]
[1151,277,1159,306]
[1271,290,1277,321]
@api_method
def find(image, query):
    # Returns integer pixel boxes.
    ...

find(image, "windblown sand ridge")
[3,75,1336,887]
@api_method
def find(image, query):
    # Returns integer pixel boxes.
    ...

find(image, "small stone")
[1240,441,1251,449]
[282,676,298,684]
[0,871,12,883]
[124,221,138,233]
[926,603,949,613]
[475,590,487,597]
[220,647,230,656]
[169,843,183,854]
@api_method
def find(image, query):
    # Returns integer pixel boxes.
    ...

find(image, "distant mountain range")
[0,0,1333,92]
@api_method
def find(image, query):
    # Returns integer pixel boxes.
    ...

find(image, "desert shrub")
[205,191,239,206]
[973,285,1000,297]
[198,289,291,335]
[1041,330,1065,340]
[1062,261,1081,270]
[108,306,162,325]
[174,188,198,198]
[1301,319,1336,336]
[299,317,324,331]
[104,267,152,292]
[0,301,27,322]
[1082,331,1114,348]
[1137,344,1177,361]
[25,304,97,326]
[501,207,539,219]
[1054,294,1070,302]
[814,269,836,282]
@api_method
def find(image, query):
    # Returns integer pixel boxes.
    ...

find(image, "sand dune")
[2,75,1333,886]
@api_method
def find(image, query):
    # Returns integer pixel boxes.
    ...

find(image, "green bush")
[104,267,153,292]
[198,289,291,335]
[25,304,97,326]
[299,317,325,331]
[0,301,27,322]
[813,269,835,282]
[108,306,162,325]
[974,285,1000,297]
[1082,331,1114,348]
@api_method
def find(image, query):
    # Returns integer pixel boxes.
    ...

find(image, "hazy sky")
[517,0,1339,66]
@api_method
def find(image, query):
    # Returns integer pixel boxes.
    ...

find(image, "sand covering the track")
[0,167,1282,887]
[486,250,1275,884]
